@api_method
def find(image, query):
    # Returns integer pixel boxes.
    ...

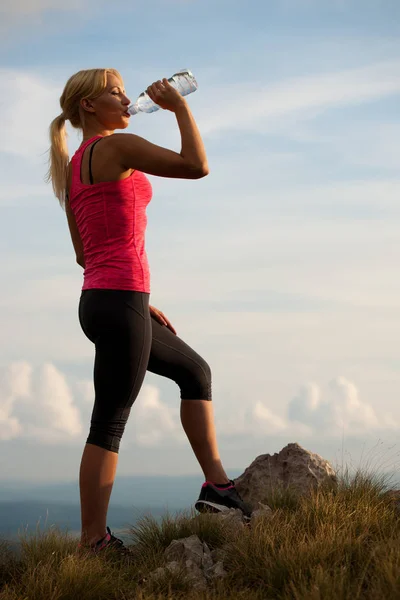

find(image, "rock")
[204,560,228,581]
[258,501,273,512]
[213,560,228,579]
[165,561,182,575]
[202,542,213,571]
[235,442,337,508]
[208,508,246,531]
[181,559,207,590]
[164,534,206,568]
[250,502,273,526]
[156,535,212,590]
[149,558,207,591]
[161,534,231,587]
[149,563,182,583]
[211,543,230,564]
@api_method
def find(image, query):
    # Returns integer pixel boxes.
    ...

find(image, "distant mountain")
[0,473,244,546]
[0,472,244,508]
[1,469,397,506]
[0,501,169,541]
[0,500,176,560]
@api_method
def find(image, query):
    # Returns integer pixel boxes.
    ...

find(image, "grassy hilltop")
[0,466,399,600]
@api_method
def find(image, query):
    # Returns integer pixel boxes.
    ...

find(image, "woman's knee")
[179,358,212,400]
[86,437,120,453]
[86,407,131,453]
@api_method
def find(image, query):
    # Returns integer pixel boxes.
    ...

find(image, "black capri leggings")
[78,289,212,453]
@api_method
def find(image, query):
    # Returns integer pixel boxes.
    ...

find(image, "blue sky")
[0,0,400,484]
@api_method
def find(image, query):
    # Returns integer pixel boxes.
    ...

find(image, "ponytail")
[45,113,69,210]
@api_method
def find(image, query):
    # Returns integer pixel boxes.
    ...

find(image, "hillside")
[0,467,399,600]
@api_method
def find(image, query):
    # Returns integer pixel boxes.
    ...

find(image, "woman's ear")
[80,98,95,113]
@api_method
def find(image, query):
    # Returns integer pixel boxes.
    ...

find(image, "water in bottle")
[128,69,198,115]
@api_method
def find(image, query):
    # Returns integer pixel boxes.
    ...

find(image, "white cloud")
[0,361,31,440]
[214,377,398,440]
[288,377,397,435]
[0,361,398,451]
[126,385,185,447]
[0,361,82,442]
[34,363,82,436]
[1,361,32,398]
[252,402,288,432]
[0,69,65,161]
[74,380,95,404]
[0,362,185,447]
[214,401,288,439]
[0,412,21,441]
[72,380,191,449]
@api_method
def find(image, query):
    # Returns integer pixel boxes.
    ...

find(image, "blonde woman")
[46,68,251,557]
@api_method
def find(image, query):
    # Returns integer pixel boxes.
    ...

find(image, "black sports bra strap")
[88,138,103,185]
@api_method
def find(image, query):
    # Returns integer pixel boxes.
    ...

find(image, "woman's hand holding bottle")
[146,78,187,112]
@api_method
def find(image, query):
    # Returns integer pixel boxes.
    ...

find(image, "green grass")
[0,465,399,600]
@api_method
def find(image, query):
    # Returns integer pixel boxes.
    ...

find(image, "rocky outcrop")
[147,505,275,589]
[148,534,227,590]
[234,442,338,509]
[207,508,246,531]
[147,443,398,591]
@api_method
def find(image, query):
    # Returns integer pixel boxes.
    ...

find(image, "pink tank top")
[69,135,152,293]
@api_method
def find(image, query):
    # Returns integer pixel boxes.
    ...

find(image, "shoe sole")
[195,500,232,513]
[195,500,251,521]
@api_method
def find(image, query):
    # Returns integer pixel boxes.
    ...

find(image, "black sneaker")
[78,526,134,561]
[195,479,252,520]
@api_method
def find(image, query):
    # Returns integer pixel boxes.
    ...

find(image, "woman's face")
[81,73,132,129]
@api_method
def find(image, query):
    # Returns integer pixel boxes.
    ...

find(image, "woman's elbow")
[193,164,210,179]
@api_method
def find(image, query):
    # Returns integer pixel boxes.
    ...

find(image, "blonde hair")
[45,68,122,209]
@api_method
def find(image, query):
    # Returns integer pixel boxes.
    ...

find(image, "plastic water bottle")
[128,68,198,115]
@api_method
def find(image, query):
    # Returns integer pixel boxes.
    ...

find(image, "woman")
[46,68,251,557]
